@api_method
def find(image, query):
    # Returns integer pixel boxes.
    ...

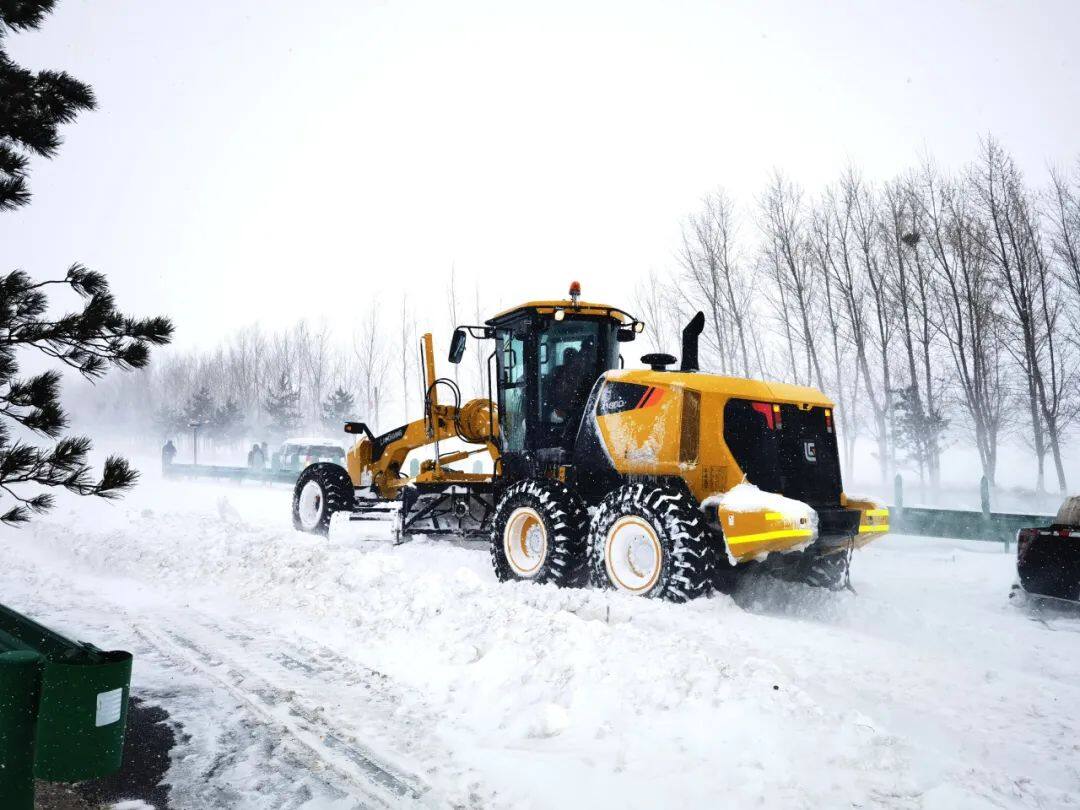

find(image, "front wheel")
[292,463,355,535]
[588,483,711,602]
[489,479,589,587]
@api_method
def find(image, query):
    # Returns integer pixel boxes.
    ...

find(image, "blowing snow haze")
[2,0,1080,349]
[5,4,1080,808]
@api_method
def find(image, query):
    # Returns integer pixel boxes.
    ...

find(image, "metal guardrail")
[889,506,1053,548]
[0,603,132,808]
[888,473,1055,548]
[163,462,300,485]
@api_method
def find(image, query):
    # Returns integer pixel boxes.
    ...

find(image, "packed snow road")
[2,476,1079,809]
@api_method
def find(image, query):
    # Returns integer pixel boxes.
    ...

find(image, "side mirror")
[617,327,636,342]
[448,328,467,364]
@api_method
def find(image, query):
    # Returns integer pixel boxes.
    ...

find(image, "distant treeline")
[638,136,1079,492]
[81,137,1080,492]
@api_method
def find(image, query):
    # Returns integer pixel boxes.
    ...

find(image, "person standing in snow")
[250,442,265,469]
[161,439,177,472]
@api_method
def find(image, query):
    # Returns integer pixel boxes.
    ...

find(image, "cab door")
[495,319,531,456]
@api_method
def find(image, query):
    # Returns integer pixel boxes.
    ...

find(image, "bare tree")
[353,300,389,433]
[633,270,679,357]
[970,137,1070,492]
[472,283,488,399]
[760,172,824,389]
[1048,162,1080,342]
[882,176,945,484]
[809,195,862,475]
[676,190,753,376]
[919,161,1008,485]
[825,169,893,481]
[294,319,333,427]
[398,293,415,423]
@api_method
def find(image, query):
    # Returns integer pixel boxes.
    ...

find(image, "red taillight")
[1016,529,1034,561]
[825,408,833,433]
[751,401,774,429]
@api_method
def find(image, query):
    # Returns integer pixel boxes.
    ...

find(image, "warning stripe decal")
[637,387,665,409]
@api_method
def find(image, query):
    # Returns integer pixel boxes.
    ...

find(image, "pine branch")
[0,2,167,526]
[0,2,60,36]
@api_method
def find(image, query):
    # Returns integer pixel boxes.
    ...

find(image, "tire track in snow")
[131,619,438,809]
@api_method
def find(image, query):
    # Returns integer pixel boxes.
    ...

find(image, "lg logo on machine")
[803,441,817,462]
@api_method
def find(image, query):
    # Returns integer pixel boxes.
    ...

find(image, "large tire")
[292,463,355,535]
[772,549,850,590]
[489,479,589,587]
[801,551,850,590]
[589,483,710,602]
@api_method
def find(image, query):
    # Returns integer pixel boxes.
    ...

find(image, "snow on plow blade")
[702,484,889,563]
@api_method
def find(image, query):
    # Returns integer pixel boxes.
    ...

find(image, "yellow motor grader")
[292,283,889,600]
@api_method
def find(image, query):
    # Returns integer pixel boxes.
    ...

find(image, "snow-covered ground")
[2,473,1079,809]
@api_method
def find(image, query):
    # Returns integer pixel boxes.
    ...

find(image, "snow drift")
[1,475,1078,808]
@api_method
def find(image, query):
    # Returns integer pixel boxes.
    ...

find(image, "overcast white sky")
[3,0,1079,350]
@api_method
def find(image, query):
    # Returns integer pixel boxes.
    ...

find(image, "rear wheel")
[772,549,850,590]
[490,479,589,587]
[292,463,355,535]
[801,551,850,590]
[589,483,710,602]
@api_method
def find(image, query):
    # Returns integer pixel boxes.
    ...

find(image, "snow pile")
[702,480,815,521]
[1,476,1079,808]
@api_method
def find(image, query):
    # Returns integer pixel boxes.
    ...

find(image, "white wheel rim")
[298,480,325,529]
[504,507,547,577]
[605,515,662,594]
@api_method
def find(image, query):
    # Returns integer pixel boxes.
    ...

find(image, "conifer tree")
[264,373,301,440]
[0,2,173,524]
[321,386,356,432]
[182,386,214,427]
[211,398,244,443]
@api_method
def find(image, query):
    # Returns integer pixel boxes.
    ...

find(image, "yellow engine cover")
[589,369,888,561]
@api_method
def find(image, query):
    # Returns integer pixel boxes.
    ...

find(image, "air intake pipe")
[681,311,705,372]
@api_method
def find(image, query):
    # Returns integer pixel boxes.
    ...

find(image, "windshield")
[306,446,344,458]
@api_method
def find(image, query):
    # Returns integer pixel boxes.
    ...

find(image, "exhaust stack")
[681,311,705,372]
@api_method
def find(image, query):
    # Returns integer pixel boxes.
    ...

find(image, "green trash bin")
[0,650,44,808]
[34,649,133,781]
[0,602,132,804]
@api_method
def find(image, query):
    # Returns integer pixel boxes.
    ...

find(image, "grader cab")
[292,283,889,600]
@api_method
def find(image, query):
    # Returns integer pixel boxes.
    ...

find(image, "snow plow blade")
[1016,527,1080,603]
[704,499,816,562]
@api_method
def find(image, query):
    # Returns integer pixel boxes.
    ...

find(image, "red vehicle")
[1014,496,1080,604]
